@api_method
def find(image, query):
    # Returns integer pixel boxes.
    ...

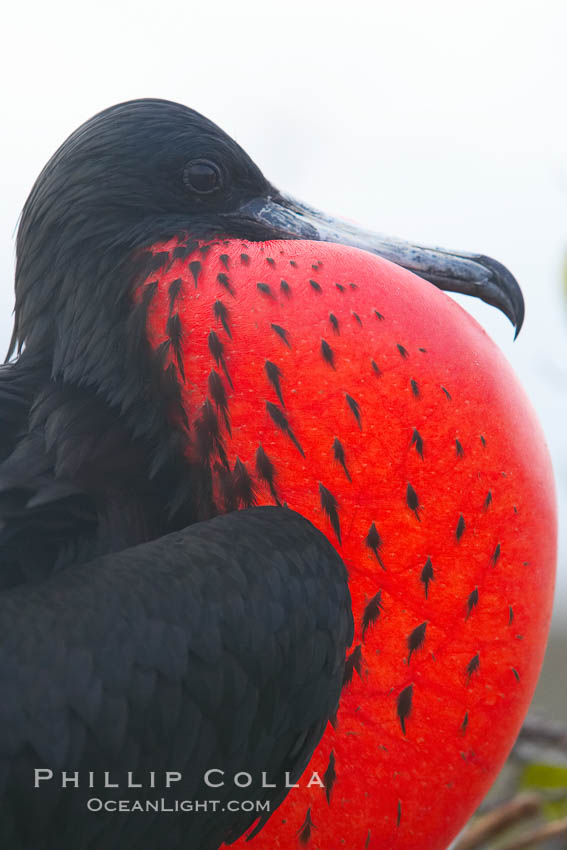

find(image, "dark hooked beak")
[237,193,524,337]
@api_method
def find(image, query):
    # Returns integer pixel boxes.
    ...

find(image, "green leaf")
[521,763,567,819]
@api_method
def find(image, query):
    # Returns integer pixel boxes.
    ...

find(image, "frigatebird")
[0,99,536,850]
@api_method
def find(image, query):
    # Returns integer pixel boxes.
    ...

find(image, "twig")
[517,715,567,753]
[513,714,567,765]
[452,792,542,850]
[498,816,567,849]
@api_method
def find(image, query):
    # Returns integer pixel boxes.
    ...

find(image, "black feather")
[323,751,336,804]
[407,622,427,663]
[321,339,335,369]
[345,394,361,429]
[319,483,341,544]
[271,323,291,348]
[343,644,363,686]
[266,402,304,457]
[411,428,423,458]
[166,313,185,382]
[217,272,234,296]
[466,588,479,620]
[332,438,351,482]
[420,558,434,599]
[208,370,231,435]
[255,445,280,506]
[168,277,182,314]
[188,259,202,287]
[361,591,383,640]
[466,653,480,682]
[397,684,413,735]
[365,522,385,570]
[406,483,421,521]
[297,808,315,845]
[213,300,232,338]
[208,330,233,389]
[265,361,285,407]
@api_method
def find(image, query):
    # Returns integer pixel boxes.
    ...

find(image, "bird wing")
[0,505,353,850]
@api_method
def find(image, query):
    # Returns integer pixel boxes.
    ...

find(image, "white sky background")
[2,1,566,618]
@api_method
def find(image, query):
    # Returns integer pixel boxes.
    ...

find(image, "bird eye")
[183,159,222,194]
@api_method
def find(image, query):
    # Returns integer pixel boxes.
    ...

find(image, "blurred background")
[2,0,566,844]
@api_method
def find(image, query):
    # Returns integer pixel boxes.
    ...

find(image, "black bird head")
[12,100,276,359]
[18,99,274,242]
